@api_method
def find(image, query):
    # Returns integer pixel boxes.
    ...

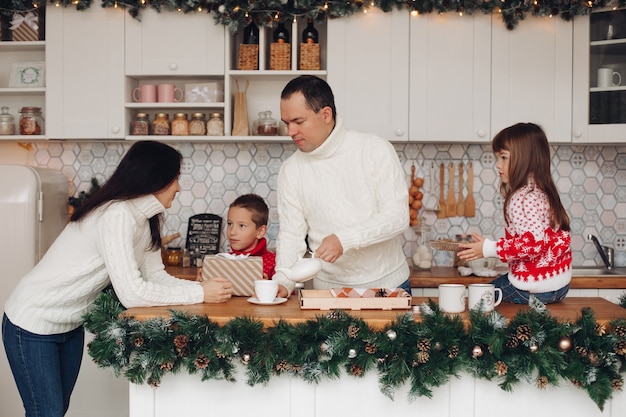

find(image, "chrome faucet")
[587,234,615,270]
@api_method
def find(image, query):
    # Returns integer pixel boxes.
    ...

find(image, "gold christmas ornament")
[348,348,357,359]
[529,344,539,353]
[472,345,483,358]
[558,336,572,352]
[242,353,251,364]
[386,329,397,340]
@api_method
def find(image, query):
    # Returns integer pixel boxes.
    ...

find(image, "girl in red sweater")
[459,123,572,304]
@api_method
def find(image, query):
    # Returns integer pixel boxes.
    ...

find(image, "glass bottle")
[302,18,319,44]
[243,21,260,44]
[130,112,151,135]
[253,111,278,136]
[206,112,224,136]
[273,22,290,43]
[189,113,207,135]
[19,107,44,135]
[152,113,170,135]
[166,247,182,266]
[0,106,16,135]
[412,223,433,271]
[171,113,189,136]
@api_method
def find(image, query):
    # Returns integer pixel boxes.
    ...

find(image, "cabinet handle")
[573,130,582,138]
[169,62,179,71]
[477,130,486,138]
[111,126,120,134]
[394,128,405,137]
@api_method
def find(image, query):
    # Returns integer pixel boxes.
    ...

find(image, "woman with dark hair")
[2,141,232,417]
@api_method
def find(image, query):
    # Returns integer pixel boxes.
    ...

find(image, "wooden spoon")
[437,162,446,218]
[456,162,464,217]
[464,161,476,217]
[446,163,456,217]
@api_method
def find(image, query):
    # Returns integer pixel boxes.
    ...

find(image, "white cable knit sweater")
[275,117,410,293]
[4,195,203,335]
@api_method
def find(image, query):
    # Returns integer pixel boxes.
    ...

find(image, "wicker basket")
[430,240,461,252]
[299,43,320,70]
[270,43,291,70]
[238,44,259,70]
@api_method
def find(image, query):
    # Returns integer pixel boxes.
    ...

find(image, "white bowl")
[468,257,497,270]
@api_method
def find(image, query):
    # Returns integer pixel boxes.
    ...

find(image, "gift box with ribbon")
[184,82,224,103]
[9,10,45,41]
[201,253,263,296]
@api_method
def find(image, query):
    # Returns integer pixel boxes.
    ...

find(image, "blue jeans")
[490,273,570,304]
[2,313,84,417]
[397,279,411,294]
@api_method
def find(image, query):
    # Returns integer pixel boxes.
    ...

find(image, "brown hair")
[492,122,570,232]
[229,193,269,228]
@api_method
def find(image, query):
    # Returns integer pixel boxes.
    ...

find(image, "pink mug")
[132,84,157,103]
[157,84,183,103]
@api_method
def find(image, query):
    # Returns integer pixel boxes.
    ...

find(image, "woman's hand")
[277,284,290,298]
[457,233,485,261]
[201,277,232,303]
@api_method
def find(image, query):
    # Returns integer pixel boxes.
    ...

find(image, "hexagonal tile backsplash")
[31,141,626,268]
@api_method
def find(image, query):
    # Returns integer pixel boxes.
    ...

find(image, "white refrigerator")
[0,164,69,417]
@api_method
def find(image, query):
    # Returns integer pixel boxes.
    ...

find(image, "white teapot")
[276,257,322,283]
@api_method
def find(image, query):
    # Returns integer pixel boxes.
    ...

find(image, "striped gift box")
[202,255,263,297]
[10,12,40,41]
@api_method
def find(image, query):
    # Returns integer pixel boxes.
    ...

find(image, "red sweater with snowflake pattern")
[230,238,276,279]
[482,183,572,293]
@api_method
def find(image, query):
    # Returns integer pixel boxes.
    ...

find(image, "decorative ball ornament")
[472,345,484,358]
[434,341,442,351]
[218,5,226,13]
[242,353,251,364]
[558,336,572,352]
[348,348,357,359]
[386,329,397,340]
[529,344,539,353]
[320,342,328,353]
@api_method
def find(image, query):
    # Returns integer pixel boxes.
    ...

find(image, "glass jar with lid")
[19,107,44,135]
[189,113,207,135]
[130,112,151,135]
[206,112,224,136]
[171,113,189,136]
[0,106,16,135]
[253,111,278,136]
[152,113,170,135]
[411,223,433,270]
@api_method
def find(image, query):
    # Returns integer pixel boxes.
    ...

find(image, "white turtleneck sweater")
[275,117,410,293]
[4,194,203,335]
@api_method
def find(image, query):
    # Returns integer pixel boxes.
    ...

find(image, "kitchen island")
[114,292,626,417]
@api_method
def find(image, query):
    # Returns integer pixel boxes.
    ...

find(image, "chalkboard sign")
[186,214,222,255]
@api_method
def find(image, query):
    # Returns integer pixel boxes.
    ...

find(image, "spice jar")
[19,107,43,135]
[253,111,278,136]
[412,223,433,270]
[171,113,189,136]
[130,112,151,135]
[166,247,182,266]
[0,106,16,135]
[152,113,170,135]
[189,113,207,135]
[206,112,224,136]
[454,234,472,267]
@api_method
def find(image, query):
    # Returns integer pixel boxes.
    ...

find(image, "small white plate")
[247,297,288,306]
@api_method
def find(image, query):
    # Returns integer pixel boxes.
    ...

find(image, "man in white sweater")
[275,76,410,297]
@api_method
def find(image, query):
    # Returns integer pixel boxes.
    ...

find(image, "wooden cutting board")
[464,161,475,217]
[446,163,456,217]
[456,162,464,216]
[437,162,446,218]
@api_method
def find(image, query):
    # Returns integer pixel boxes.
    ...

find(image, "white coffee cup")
[597,67,622,88]
[438,284,466,313]
[468,283,503,312]
[254,280,278,303]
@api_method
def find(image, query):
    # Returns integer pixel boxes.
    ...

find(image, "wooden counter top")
[122,296,626,330]
[166,265,626,289]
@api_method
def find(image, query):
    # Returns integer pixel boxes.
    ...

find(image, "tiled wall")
[24,141,626,268]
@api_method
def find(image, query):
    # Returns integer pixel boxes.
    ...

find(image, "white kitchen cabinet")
[572,8,626,143]
[326,9,409,141]
[409,13,492,142]
[491,15,573,143]
[45,6,125,139]
[125,9,225,76]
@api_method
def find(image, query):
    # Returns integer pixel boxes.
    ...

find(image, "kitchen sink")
[571,267,626,277]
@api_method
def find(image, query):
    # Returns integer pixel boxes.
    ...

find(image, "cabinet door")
[326,9,409,141]
[125,10,225,76]
[46,7,125,139]
[409,14,492,142]
[491,16,573,143]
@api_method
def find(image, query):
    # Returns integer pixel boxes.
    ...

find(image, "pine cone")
[614,340,626,356]
[595,323,607,336]
[417,338,431,352]
[214,349,226,359]
[612,378,624,391]
[417,351,430,364]
[448,345,460,359]
[347,324,360,338]
[194,354,209,369]
[133,337,144,348]
[612,324,626,337]
[495,361,508,376]
[536,376,549,389]
[505,336,520,349]
[575,346,588,357]
[516,324,532,341]
[571,378,583,388]
[588,351,600,366]
[174,334,188,350]
[365,342,377,354]
[160,362,174,371]
[275,360,289,372]
[148,378,160,388]
[350,364,364,376]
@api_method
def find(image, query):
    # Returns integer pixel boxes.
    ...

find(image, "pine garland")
[83,288,626,410]
[3,0,626,31]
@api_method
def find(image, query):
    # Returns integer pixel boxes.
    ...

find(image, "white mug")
[597,67,622,88]
[254,280,278,303]
[468,283,502,312]
[438,284,466,313]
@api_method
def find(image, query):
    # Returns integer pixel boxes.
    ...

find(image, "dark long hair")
[281,75,337,120]
[492,123,570,232]
[71,141,182,250]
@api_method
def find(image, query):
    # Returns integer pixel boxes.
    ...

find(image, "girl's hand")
[201,277,232,303]
[457,233,485,261]
[195,268,203,282]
